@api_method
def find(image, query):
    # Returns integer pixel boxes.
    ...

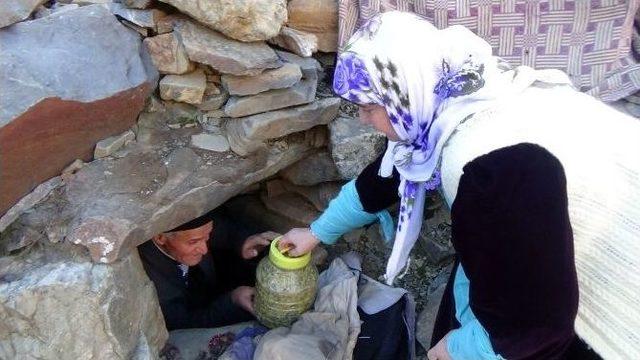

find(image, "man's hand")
[231,286,256,314]
[427,332,453,360]
[241,231,280,259]
[277,228,320,257]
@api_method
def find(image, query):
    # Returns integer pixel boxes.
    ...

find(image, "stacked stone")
[119,0,334,157]
[0,1,372,359]
[0,0,393,358]
[84,0,386,233]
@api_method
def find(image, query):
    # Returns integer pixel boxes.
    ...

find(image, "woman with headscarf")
[278,10,625,359]
[426,142,579,360]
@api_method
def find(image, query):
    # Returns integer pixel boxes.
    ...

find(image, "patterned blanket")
[338,0,640,102]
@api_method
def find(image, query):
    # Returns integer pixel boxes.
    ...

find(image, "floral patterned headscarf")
[334,11,503,284]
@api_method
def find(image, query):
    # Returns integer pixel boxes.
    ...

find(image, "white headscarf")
[333,11,523,284]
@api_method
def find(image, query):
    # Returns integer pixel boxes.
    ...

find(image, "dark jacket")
[355,148,597,359]
[138,211,258,330]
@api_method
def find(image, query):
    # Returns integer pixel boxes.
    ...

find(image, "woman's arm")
[279,152,400,256]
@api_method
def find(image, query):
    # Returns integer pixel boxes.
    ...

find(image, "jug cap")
[269,236,311,270]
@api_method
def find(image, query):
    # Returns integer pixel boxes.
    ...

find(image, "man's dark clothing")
[138,211,261,330]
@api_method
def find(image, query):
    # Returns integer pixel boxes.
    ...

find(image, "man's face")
[155,222,213,266]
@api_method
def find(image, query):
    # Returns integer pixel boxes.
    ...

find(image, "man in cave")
[138,208,279,330]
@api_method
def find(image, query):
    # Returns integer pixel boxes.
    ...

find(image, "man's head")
[153,217,213,266]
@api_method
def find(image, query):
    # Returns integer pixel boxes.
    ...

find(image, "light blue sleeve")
[447,264,504,360]
[310,180,395,245]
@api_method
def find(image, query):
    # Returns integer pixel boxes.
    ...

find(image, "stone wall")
[0,0,386,358]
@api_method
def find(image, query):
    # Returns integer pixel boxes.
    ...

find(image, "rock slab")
[329,117,386,179]
[157,0,287,42]
[226,97,340,156]
[221,62,302,96]
[1,109,314,263]
[224,76,317,118]
[174,19,281,76]
[0,5,158,215]
[0,245,167,359]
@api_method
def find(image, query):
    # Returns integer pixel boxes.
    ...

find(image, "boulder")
[328,117,386,179]
[174,19,281,76]
[268,26,318,58]
[0,242,167,359]
[280,150,343,186]
[157,0,287,42]
[0,5,158,215]
[226,97,340,156]
[287,0,338,52]
[0,0,46,28]
[159,69,206,104]
[221,62,302,96]
[1,109,314,263]
[144,32,194,74]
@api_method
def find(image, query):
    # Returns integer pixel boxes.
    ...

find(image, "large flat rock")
[0,111,313,263]
[158,0,286,42]
[0,5,158,215]
[226,97,340,156]
[224,77,317,118]
[174,19,281,76]
[0,242,167,359]
[221,62,302,96]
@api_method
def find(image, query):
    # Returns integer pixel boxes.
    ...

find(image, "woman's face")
[358,104,401,141]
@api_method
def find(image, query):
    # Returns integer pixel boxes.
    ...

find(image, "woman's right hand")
[278,228,320,257]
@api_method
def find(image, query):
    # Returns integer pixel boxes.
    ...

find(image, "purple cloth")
[225,326,268,360]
